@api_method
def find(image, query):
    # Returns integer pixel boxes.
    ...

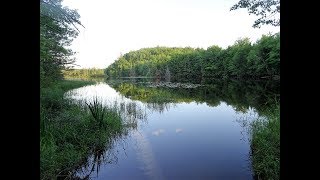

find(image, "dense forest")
[105,33,279,83]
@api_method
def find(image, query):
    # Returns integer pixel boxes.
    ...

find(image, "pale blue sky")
[62,0,280,69]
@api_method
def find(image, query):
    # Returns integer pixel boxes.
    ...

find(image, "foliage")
[40,0,83,87]
[62,68,105,79]
[230,0,280,28]
[105,33,280,82]
[40,1,127,179]
[105,47,196,78]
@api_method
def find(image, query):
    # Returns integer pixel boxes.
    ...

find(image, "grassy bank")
[251,105,280,180]
[40,80,124,179]
[62,68,105,79]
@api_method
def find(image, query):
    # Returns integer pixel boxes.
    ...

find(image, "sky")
[62,0,280,69]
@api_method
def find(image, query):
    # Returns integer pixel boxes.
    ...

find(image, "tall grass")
[86,97,107,128]
[40,80,125,179]
[85,97,123,133]
[251,105,280,180]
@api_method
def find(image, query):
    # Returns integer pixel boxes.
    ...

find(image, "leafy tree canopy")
[105,33,280,82]
[230,0,280,28]
[40,0,84,86]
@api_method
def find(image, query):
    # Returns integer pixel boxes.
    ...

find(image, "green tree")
[230,0,280,28]
[248,33,280,77]
[203,45,223,78]
[40,0,83,86]
[105,34,279,82]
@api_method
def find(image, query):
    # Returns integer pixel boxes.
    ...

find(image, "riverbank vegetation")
[62,68,105,79]
[40,1,125,179]
[40,80,125,179]
[251,105,280,180]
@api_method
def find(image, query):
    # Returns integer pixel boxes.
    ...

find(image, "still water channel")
[65,79,279,180]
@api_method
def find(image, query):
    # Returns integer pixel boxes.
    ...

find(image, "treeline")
[106,47,195,78]
[62,68,105,79]
[40,0,82,87]
[105,33,279,83]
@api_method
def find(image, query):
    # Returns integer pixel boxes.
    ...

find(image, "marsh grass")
[40,80,125,180]
[251,105,280,180]
[86,97,107,128]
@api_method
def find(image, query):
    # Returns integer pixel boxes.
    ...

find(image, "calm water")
[65,80,279,180]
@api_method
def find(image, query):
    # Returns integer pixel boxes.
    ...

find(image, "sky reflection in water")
[65,81,276,180]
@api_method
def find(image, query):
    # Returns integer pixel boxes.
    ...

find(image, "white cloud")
[175,128,183,133]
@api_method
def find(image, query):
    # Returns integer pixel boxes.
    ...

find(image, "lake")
[65,79,279,180]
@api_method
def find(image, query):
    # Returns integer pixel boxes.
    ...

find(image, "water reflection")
[64,84,146,179]
[109,79,279,114]
[64,79,279,179]
[132,130,165,180]
[67,133,133,180]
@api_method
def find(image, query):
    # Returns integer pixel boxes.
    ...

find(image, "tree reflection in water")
[63,79,279,179]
